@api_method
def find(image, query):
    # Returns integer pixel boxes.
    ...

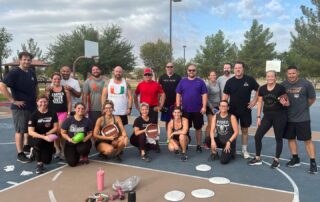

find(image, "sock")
[310,158,316,164]
[242,145,247,152]
[293,154,299,159]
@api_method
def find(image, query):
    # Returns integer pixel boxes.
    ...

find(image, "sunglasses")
[188,69,196,72]
[166,66,173,68]
[144,73,152,76]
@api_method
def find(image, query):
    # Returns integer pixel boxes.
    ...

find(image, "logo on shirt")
[216,120,230,136]
[110,85,125,95]
[243,82,249,87]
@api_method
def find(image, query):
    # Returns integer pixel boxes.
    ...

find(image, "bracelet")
[257,116,261,118]
[228,140,232,144]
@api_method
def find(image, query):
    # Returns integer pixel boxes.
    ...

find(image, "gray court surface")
[0,117,320,202]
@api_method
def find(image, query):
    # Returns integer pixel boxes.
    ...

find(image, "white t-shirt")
[107,78,128,115]
[61,78,81,110]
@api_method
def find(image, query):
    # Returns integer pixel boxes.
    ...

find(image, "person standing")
[158,62,181,128]
[101,66,133,126]
[134,67,165,124]
[83,65,106,126]
[217,63,233,98]
[60,66,81,113]
[248,71,288,168]
[281,66,317,174]
[0,52,38,163]
[223,61,259,159]
[176,64,208,153]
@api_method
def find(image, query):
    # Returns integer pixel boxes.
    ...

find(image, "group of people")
[0,51,317,175]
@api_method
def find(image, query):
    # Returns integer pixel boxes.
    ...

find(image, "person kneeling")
[167,106,190,162]
[207,100,238,164]
[61,103,92,167]
[94,100,128,162]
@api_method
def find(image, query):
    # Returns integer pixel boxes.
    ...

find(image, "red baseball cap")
[144,68,152,75]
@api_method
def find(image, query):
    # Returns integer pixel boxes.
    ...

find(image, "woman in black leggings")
[248,71,289,168]
[61,103,92,167]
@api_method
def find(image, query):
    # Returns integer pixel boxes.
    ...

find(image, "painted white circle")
[195,164,212,172]
[209,177,231,184]
[191,189,215,198]
[164,190,185,201]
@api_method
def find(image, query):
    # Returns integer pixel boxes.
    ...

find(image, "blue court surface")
[0,115,320,202]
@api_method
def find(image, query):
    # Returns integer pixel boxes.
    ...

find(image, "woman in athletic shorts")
[204,71,221,148]
[93,100,128,162]
[167,106,190,162]
[46,72,71,160]
[130,102,159,162]
[28,95,58,174]
[248,70,288,168]
[61,103,92,167]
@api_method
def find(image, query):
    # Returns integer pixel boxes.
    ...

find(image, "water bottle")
[97,168,104,192]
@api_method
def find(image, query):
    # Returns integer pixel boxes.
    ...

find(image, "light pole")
[183,45,186,65]
[169,0,182,62]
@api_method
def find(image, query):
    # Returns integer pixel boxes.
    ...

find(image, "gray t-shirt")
[83,76,105,111]
[206,81,221,108]
[281,79,316,122]
[217,74,234,98]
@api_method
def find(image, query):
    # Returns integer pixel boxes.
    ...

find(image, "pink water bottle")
[97,168,105,192]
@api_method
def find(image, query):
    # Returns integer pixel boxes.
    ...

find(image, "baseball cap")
[144,68,152,75]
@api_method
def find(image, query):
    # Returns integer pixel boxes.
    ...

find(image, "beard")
[224,70,230,75]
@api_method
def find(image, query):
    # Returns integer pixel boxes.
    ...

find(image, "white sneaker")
[242,150,251,159]
[59,153,65,160]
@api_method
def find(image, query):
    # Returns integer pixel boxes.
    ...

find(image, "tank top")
[107,78,128,115]
[215,113,233,144]
[172,118,183,132]
[48,86,68,113]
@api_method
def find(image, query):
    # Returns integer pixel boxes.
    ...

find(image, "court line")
[6,181,18,185]
[0,142,15,145]
[91,159,294,195]
[48,190,57,202]
[52,171,63,182]
[262,160,299,202]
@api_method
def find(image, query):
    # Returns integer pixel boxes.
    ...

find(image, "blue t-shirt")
[176,77,208,112]
[61,116,92,138]
[2,67,37,111]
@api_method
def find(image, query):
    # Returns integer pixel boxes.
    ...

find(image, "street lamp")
[169,0,182,62]
[183,45,186,65]
[72,55,99,78]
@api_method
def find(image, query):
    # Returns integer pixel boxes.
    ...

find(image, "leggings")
[205,136,236,164]
[254,111,287,158]
[130,134,157,152]
[30,137,54,164]
[64,141,92,167]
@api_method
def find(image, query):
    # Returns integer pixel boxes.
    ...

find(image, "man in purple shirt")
[176,64,208,153]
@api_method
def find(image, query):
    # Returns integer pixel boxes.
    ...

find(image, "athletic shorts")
[148,106,159,124]
[88,111,102,127]
[95,139,112,148]
[118,115,128,126]
[182,111,204,130]
[12,109,32,133]
[57,112,68,122]
[283,121,312,141]
[160,105,173,122]
[172,133,191,144]
[233,110,252,128]
[206,106,219,116]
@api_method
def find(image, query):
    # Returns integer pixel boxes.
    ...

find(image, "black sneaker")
[141,154,151,162]
[23,145,31,154]
[155,143,161,153]
[98,153,109,160]
[174,150,181,155]
[248,158,262,166]
[180,153,188,162]
[270,159,280,169]
[17,152,31,163]
[309,162,318,174]
[208,152,219,161]
[286,158,301,167]
[35,164,45,174]
[196,145,202,153]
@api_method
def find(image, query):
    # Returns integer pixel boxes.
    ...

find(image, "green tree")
[47,25,135,79]
[288,0,320,86]
[140,39,170,80]
[238,19,276,77]
[193,30,238,77]
[173,57,188,78]
[0,27,13,80]
[16,38,44,60]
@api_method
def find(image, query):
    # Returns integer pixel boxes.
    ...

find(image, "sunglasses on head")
[144,73,152,76]
[188,69,196,72]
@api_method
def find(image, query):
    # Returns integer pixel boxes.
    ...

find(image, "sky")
[0,0,314,66]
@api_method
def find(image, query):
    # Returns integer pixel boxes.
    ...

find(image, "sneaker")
[54,152,60,159]
[174,150,181,155]
[17,152,31,163]
[270,159,280,169]
[309,162,318,174]
[23,145,31,154]
[35,164,45,174]
[196,145,202,153]
[286,158,301,167]
[155,143,161,153]
[59,153,65,160]
[242,150,251,159]
[113,155,122,163]
[141,154,151,162]
[98,153,109,160]
[248,158,262,166]
[180,153,188,162]
[203,142,210,150]
[208,152,219,161]
[80,155,89,164]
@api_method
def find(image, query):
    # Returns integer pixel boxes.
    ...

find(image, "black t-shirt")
[2,67,37,111]
[28,109,58,135]
[48,86,68,113]
[133,116,152,131]
[61,116,92,138]
[224,75,259,114]
[258,83,287,113]
[158,73,181,106]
